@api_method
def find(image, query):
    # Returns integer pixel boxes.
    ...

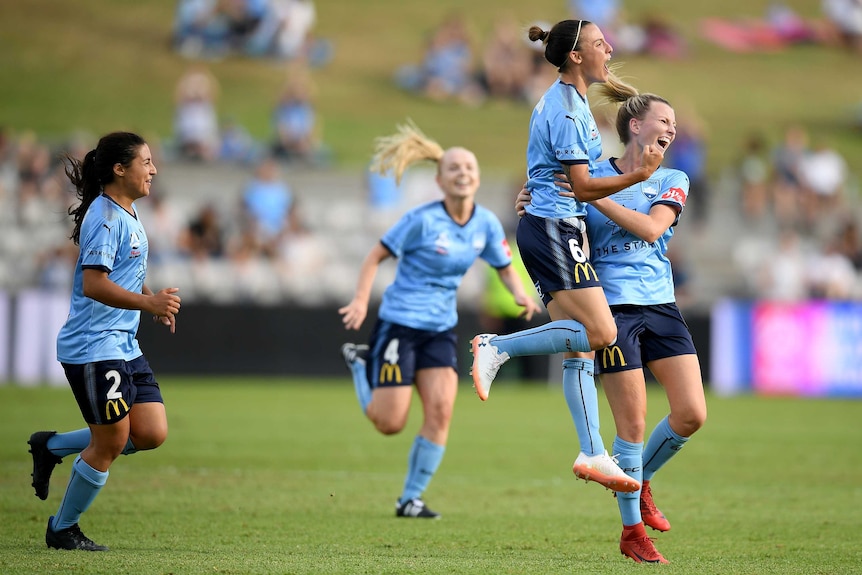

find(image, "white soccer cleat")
[572,450,641,493]
[470,334,509,401]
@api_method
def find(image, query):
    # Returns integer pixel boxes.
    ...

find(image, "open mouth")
[657,137,671,151]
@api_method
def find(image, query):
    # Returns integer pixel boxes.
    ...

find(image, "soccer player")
[339,121,541,518]
[470,19,662,492]
[28,132,181,550]
[517,90,707,564]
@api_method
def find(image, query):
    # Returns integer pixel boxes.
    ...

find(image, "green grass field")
[1,378,860,574]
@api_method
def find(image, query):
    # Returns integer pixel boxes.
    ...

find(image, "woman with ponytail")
[470,20,663,494]
[28,132,181,551]
[339,121,541,518]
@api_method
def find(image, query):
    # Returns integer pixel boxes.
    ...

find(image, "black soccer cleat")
[395,498,441,519]
[46,516,109,551]
[28,431,63,500]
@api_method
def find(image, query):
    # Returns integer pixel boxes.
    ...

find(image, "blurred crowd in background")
[1,0,861,311]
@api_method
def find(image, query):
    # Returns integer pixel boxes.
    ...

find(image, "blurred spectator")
[219,117,261,164]
[836,218,862,271]
[808,235,858,299]
[135,193,185,264]
[770,124,809,227]
[822,0,862,53]
[756,227,811,301]
[173,0,229,59]
[395,12,484,105]
[239,157,302,258]
[666,108,709,223]
[736,132,771,221]
[479,16,533,101]
[173,64,221,162]
[271,67,324,164]
[271,0,331,65]
[797,138,848,226]
[35,244,78,292]
[182,203,226,260]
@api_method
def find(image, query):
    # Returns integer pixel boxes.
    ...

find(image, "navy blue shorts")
[516,212,602,306]
[366,319,458,388]
[597,303,697,373]
[62,355,163,425]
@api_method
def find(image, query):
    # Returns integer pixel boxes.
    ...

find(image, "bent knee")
[589,326,618,350]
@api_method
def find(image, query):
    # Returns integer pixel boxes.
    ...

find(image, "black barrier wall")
[136,304,712,380]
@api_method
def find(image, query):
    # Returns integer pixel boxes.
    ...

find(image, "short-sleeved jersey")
[57,194,148,363]
[525,78,602,219]
[585,160,689,306]
[379,200,511,332]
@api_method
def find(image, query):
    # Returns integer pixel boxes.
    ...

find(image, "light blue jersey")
[525,78,602,219]
[379,200,511,332]
[586,160,689,305]
[57,194,148,363]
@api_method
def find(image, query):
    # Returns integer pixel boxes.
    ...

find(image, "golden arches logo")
[601,345,626,368]
[573,262,598,283]
[105,398,129,421]
[379,363,402,384]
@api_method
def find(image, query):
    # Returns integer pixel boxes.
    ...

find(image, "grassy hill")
[1,0,860,183]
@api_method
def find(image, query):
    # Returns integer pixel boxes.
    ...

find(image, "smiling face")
[436,147,480,201]
[571,23,614,85]
[631,101,676,153]
[115,143,157,202]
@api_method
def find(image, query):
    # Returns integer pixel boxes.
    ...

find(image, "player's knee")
[371,416,407,436]
[589,324,618,350]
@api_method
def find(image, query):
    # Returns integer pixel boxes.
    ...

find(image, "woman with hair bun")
[471,20,662,496]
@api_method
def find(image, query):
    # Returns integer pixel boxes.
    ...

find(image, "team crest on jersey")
[641,180,660,200]
[130,231,141,258]
[589,120,598,140]
[435,231,450,255]
[661,187,687,206]
[471,233,486,253]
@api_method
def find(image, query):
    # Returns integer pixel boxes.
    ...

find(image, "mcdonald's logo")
[379,363,402,384]
[601,345,626,368]
[573,262,598,284]
[105,398,129,421]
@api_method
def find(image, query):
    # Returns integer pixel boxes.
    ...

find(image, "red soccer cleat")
[640,480,671,532]
[620,523,668,564]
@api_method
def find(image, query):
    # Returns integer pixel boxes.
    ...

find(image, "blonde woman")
[339,121,540,518]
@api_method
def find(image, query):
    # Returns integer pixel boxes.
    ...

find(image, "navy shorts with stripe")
[597,303,697,374]
[62,355,163,425]
[516,212,602,306]
[366,319,458,388]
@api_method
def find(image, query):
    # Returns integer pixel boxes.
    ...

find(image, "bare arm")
[338,242,392,331]
[494,264,542,322]
[562,144,663,202]
[83,269,181,333]
[590,198,678,243]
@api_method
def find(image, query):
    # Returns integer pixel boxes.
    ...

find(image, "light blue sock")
[613,436,644,527]
[491,320,591,358]
[349,358,372,414]
[399,435,445,504]
[562,358,604,456]
[47,429,91,458]
[48,429,137,457]
[642,415,689,481]
[51,455,108,531]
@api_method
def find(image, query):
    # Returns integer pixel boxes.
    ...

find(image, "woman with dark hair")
[28,131,181,551]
